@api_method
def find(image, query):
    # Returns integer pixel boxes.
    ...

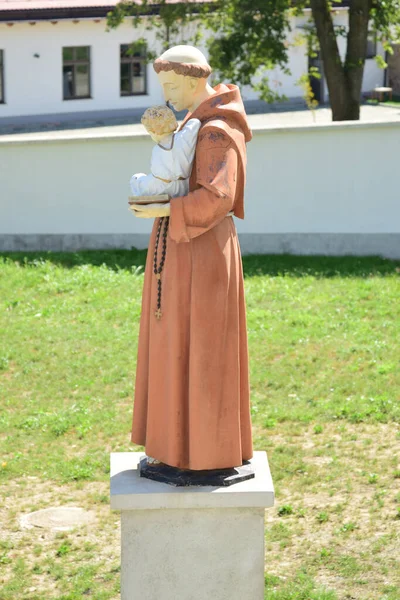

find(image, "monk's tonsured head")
[153,45,212,113]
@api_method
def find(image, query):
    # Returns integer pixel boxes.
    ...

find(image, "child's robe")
[130,118,201,198]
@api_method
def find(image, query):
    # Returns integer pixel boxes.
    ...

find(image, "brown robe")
[131,83,253,470]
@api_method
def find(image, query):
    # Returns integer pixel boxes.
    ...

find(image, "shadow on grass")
[1,248,399,278]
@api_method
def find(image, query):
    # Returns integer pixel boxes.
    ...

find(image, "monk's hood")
[180,83,251,220]
[188,83,252,143]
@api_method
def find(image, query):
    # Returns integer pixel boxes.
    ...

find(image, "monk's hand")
[130,203,171,218]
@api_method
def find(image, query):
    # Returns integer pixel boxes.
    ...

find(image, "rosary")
[153,216,169,320]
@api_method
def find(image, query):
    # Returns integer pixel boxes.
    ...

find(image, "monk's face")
[157,70,203,112]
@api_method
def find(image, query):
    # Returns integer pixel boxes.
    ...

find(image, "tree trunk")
[343,0,371,119]
[310,0,371,121]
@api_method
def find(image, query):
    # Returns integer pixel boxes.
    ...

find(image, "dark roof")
[0,0,349,22]
[0,0,207,21]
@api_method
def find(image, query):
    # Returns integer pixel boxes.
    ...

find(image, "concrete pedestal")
[110,452,274,600]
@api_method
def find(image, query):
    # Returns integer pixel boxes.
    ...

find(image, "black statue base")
[139,457,255,487]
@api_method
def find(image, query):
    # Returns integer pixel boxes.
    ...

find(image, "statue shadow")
[0,248,398,279]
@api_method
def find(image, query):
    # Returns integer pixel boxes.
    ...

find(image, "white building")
[0,0,387,125]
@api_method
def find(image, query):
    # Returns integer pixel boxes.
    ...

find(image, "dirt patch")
[1,479,119,598]
[262,421,400,597]
[1,422,399,599]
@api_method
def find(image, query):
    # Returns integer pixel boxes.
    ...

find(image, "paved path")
[249,103,400,128]
[0,103,399,141]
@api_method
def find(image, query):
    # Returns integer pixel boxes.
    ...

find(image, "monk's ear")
[188,77,200,92]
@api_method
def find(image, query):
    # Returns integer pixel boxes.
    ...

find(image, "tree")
[308,0,400,120]
[106,0,400,121]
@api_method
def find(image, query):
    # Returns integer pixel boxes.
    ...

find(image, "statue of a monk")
[130,45,253,476]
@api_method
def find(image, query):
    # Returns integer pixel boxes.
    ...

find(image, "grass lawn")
[366,97,400,108]
[1,250,400,600]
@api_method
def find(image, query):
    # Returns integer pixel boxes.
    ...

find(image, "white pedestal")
[110,452,274,600]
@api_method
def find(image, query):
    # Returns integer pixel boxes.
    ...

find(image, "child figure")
[130,105,201,198]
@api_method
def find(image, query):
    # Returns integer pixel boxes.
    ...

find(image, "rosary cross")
[154,309,162,320]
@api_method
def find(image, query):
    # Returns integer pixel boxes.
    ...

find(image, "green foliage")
[106,0,201,54]
[368,473,379,484]
[296,71,319,117]
[339,522,358,534]
[317,512,329,523]
[106,0,400,119]
[107,0,293,102]
[264,569,338,599]
[370,0,400,52]
[278,504,294,516]
[56,541,72,557]
[202,0,292,102]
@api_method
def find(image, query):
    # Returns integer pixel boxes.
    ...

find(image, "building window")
[62,46,91,100]
[0,50,4,104]
[120,44,147,96]
[366,33,377,59]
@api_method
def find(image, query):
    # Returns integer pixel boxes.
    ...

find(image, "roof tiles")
[0,0,205,10]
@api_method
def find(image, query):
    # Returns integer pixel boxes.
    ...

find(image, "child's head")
[141,105,178,143]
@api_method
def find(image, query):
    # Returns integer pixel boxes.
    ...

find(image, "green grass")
[366,96,400,108]
[1,250,400,599]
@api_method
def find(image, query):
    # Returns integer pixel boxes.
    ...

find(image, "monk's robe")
[131,83,253,471]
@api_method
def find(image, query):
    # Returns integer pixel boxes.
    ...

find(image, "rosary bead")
[153,216,169,319]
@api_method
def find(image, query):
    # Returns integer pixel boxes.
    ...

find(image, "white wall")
[241,123,399,235]
[0,11,387,120]
[1,121,399,246]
